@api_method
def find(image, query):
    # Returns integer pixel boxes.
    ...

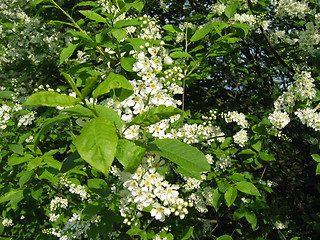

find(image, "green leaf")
[225,186,238,207]
[66,30,93,42]
[220,137,233,149]
[316,163,320,175]
[95,105,123,130]
[18,170,34,187]
[190,24,212,42]
[212,21,229,36]
[61,152,85,173]
[121,57,136,72]
[228,173,246,182]
[8,144,24,155]
[212,188,222,211]
[33,114,71,151]
[92,72,133,101]
[121,1,145,13]
[252,140,262,152]
[129,105,183,127]
[148,139,211,175]
[224,3,238,18]
[163,24,182,33]
[232,23,250,37]
[259,152,275,161]
[72,1,97,10]
[238,148,256,157]
[0,189,24,206]
[0,90,15,99]
[61,72,83,99]
[74,117,118,176]
[111,28,127,41]
[116,139,146,173]
[114,18,141,28]
[59,42,79,64]
[236,181,261,196]
[87,178,109,197]
[245,211,257,230]
[30,0,49,8]
[176,166,202,179]
[311,154,320,163]
[43,155,62,170]
[48,20,75,27]
[62,105,94,117]
[180,226,194,240]
[78,10,107,23]
[82,75,99,98]
[170,51,192,59]
[23,91,80,107]
[82,199,106,220]
[8,154,34,166]
[217,235,233,240]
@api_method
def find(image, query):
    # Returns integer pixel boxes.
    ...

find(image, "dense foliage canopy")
[1,0,320,239]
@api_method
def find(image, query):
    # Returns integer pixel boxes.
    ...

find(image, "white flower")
[150,204,171,222]
[268,110,290,129]
[2,218,13,227]
[233,129,248,147]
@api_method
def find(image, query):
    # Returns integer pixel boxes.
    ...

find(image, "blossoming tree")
[1,0,320,239]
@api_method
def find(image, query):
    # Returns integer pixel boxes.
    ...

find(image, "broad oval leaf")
[224,3,238,18]
[92,72,133,101]
[148,139,211,175]
[224,186,238,207]
[59,42,79,64]
[23,91,80,107]
[74,117,118,176]
[170,51,192,59]
[0,90,15,99]
[129,105,183,127]
[116,139,146,173]
[120,57,136,72]
[95,105,123,130]
[78,10,107,23]
[111,28,127,41]
[236,181,261,196]
[190,24,212,42]
[245,211,257,230]
[163,24,182,33]
[212,188,222,212]
[62,105,94,117]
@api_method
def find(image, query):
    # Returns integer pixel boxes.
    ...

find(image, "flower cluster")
[232,13,257,27]
[44,177,99,239]
[269,70,317,130]
[43,211,101,240]
[273,0,311,19]
[268,110,290,129]
[222,111,249,147]
[17,111,36,127]
[59,177,90,201]
[2,218,13,227]
[138,15,162,40]
[213,154,233,172]
[297,22,320,53]
[188,187,215,213]
[295,108,320,131]
[0,102,24,129]
[223,111,249,128]
[210,3,226,15]
[118,155,191,224]
[0,0,61,69]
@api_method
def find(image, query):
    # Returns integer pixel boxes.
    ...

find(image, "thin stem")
[49,0,106,57]
[246,0,294,74]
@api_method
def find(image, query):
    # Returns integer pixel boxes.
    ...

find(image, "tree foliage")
[1,0,320,239]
